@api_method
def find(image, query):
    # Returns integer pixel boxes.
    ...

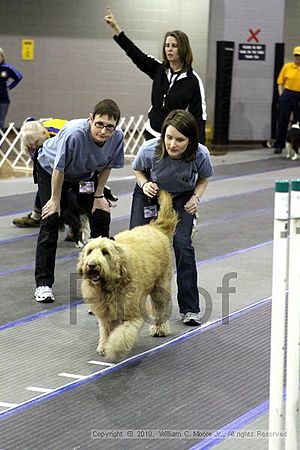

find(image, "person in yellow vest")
[273,46,300,154]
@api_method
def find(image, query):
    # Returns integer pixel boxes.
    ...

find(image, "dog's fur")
[60,188,90,248]
[77,190,178,362]
[286,122,300,160]
[60,186,118,248]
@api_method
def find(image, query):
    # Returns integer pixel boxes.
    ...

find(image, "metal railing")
[0,115,147,173]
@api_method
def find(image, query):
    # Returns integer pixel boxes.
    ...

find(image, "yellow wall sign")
[22,39,35,60]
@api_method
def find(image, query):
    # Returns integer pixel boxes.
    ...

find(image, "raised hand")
[104,6,122,35]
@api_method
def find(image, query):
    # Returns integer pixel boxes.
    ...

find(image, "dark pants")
[35,162,110,287]
[0,102,9,130]
[129,184,200,314]
[34,191,41,212]
[275,89,300,148]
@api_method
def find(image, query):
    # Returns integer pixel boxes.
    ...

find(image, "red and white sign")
[247,28,261,43]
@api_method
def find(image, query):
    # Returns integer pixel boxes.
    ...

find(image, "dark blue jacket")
[0,63,23,103]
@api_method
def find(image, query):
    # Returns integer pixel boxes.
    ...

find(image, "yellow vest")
[41,118,68,137]
[277,62,300,91]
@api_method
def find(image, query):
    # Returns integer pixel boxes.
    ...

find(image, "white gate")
[0,115,146,173]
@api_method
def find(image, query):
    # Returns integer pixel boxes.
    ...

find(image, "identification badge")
[144,205,158,219]
[79,181,95,194]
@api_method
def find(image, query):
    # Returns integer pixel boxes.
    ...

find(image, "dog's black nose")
[88,261,97,270]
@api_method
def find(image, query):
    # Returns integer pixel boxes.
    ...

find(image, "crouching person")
[13,117,68,228]
[34,99,124,303]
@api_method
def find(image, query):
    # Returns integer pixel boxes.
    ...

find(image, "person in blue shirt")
[130,110,213,326]
[34,99,124,303]
[0,48,23,130]
[13,118,118,230]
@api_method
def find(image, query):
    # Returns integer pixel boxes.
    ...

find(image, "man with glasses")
[34,99,124,303]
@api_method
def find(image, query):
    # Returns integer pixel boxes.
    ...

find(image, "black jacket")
[114,32,206,143]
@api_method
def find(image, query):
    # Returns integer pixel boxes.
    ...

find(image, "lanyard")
[162,69,182,110]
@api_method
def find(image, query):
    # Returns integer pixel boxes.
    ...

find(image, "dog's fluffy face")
[78,237,129,289]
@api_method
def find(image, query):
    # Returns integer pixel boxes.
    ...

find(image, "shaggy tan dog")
[77,190,178,362]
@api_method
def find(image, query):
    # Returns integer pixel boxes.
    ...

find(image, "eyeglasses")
[93,121,115,133]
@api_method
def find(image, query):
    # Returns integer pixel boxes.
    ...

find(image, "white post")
[285,179,300,450]
[269,180,290,450]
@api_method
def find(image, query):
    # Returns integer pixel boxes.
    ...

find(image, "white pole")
[269,180,290,450]
[285,179,300,450]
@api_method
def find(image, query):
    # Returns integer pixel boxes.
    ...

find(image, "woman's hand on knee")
[92,197,111,213]
[184,196,198,215]
[142,181,159,198]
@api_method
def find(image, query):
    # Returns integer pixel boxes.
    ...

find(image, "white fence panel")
[0,115,147,173]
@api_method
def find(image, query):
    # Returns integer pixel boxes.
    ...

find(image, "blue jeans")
[0,103,9,130]
[130,184,200,314]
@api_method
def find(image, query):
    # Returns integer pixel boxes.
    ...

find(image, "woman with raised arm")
[104,7,207,143]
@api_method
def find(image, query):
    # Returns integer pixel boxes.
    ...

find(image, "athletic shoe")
[64,231,75,242]
[13,213,41,228]
[35,286,55,303]
[265,140,275,149]
[291,153,300,161]
[182,312,201,326]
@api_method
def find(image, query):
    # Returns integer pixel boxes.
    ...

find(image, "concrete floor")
[0,146,299,449]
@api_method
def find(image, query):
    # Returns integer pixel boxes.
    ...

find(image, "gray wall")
[0,0,298,141]
[0,0,209,127]
[283,0,300,61]
[206,0,285,141]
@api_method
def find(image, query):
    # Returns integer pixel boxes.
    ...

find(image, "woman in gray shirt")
[131,110,213,325]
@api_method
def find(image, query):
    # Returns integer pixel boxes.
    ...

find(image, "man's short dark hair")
[92,99,121,125]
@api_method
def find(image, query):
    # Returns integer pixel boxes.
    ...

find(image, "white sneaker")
[35,286,55,303]
[182,312,201,326]
[291,153,300,161]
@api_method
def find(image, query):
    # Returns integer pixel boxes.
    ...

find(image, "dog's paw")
[149,321,170,337]
[104,348,121,363]
[97,343,106,356]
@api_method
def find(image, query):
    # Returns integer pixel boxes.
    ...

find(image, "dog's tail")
[151,190,178,238]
